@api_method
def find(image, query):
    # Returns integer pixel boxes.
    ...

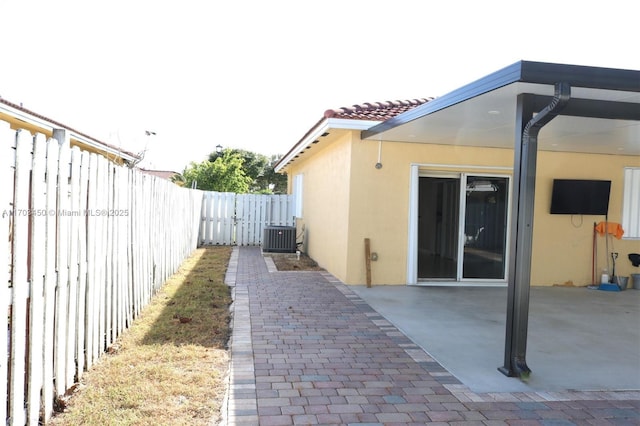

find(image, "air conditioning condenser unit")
[263,226,296,253]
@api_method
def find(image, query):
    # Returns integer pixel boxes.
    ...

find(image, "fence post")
[42,136,61,422]
[10,129,32,426]
[65,146,81,389]
[53,130,71,396]
[0,121,14,426]
[76,151,90,379]
[27,133,48,424]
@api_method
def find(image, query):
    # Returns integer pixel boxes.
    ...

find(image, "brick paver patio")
[221,246,640,425]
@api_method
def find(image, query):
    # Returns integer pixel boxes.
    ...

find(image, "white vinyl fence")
[199,191,295,246]
[1,121,203,425]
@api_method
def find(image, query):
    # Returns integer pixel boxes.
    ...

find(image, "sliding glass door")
[418,174,509,282]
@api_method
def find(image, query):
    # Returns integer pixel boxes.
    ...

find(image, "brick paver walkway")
[222,247,640,425]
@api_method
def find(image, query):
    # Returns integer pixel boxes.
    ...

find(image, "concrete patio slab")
[350,284,640,393]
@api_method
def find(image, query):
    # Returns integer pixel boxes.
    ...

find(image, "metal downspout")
[500,82,571,379]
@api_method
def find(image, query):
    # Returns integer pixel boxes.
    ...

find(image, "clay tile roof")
[323,98,433,121]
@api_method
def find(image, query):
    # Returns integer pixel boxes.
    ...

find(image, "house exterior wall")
[346,137,513,285]
[531,151,639,286]
[286,132,354,282]
[285,131,637,287]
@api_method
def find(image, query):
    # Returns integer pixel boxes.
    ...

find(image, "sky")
[0,0,638,172]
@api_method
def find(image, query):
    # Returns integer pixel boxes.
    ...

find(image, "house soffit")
[275,119,380,173]
[362,62,640,157]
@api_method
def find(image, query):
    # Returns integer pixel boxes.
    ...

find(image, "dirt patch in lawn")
[264,252,325,271]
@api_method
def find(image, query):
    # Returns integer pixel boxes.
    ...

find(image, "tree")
[209,149,287,193]
[182,150,252,192]
[263,155,288,194]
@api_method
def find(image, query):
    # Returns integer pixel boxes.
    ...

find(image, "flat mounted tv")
[550,179,611,215]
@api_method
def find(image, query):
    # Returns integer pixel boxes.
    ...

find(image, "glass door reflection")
[462,176,509,279]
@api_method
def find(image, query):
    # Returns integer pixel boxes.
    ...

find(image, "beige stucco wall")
[286,132,354,282]
[532,151,640,286]
[346,138,513,285]
[284,130,638,287]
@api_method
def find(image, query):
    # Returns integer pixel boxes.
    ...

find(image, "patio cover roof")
[362,60,640,156]
[362,60,640,380]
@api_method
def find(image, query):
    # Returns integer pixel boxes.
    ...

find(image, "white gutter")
[275,118,381,173]
[0,102,139,164]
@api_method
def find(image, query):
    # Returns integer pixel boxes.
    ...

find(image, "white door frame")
[407,163,513,286]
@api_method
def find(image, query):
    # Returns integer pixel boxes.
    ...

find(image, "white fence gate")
[1,121,202,425]
[199,191,295,246]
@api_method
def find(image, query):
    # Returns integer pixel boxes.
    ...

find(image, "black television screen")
[550,179,611,215]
